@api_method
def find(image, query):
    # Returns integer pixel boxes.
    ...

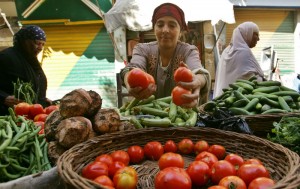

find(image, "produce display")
[203,77,300,115]
[79,138,276,189]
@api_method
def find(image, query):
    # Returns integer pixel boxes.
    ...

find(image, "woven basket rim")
[57,127,300,189]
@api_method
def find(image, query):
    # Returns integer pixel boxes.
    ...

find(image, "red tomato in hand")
[143,141,164,161]
[113,166,138,189]
[44,105,58,115]
[248,177,275,189]
[127,145,144,164]
[94,175,114,188]
[164,140,178,153]
[194,140,209,155]
[237,164,270,186]
[219,176,247,189]
[174,66,193,83]
[158,152,184,170]
[82,161,109,180]
[110,150,130,166]
[195,151,218,168]
[95,154,113,167]
[225,153,244,171]
[127,68,153,89]
[207,144,226,160]
[14,102,31,116]
[155,167,192,189]
[29,104,44,119]
[178,138,194,155]
[211,160,236,184]
[186,160,211,186]
[108,161,126,178]
[33,113,48,122]
[171,86,193,106]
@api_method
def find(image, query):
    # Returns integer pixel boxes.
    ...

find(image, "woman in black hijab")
[0,25,51,115]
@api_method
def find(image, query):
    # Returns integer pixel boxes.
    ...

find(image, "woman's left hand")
[177,74,205,108]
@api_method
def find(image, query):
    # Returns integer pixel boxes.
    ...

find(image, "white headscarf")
[213,22,264,98]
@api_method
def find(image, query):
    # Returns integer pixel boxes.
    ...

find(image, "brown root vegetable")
[93,108,121,134]
[47,141,67,165]
[119,120,136,131]
[55,116,92,149]
[44,109,64,142]
[59,88,92,118]
[86,90,102,118]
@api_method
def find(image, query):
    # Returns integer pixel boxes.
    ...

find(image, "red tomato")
[208,186,227,189]
[224,153,244,171]
[113,166,138,189]
[195,151,218,168]
[164,140,178,153]
[158,152,184,170]
[33,113,48,122]
[81,161,109,180]
[108,161,126,178]
[207,144,226,160]
[94,175,114,188]
[237,164,270,186]
[248,177,275,189]
[14,102,31,116]
[171,86,193,106]
[143,141,164,161]
[243,158,263,166]
[219,176,247,189]
[95,154,113,167]
[177,138,194,155]
[211,160,236,184]
[194,140,209,155]
[174,66,193,83]
[44,105,58,115]
[110,150,130,166]
[147,73,155,84]
[29,104,45,119]
[155,167,192,189]
[127,68,151,89]
[127,145,144,164]
[186,160,211,186]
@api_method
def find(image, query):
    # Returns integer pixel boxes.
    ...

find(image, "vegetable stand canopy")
[103,0,236,33]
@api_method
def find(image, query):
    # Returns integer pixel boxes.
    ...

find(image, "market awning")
[103,0,236,33]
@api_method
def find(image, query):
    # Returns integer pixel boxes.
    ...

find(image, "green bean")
[8,115,19,132]
[9,122,26,146]
[11,162,27,172]
[42,142,52,170]
[1,167,22,179]
[8,108,18,123]
[4,146,20,151]
[34,136,42,172]
[0,122,13,152]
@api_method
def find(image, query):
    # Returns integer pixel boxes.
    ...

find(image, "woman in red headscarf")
[120,3,211,108]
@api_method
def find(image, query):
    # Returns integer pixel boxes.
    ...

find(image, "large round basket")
[57,127,300,189]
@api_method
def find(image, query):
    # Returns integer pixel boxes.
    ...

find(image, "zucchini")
[229,107,252,115]
[256,80,282,87]
[278,96,291,112]
[261,109,288,114]
[243,98,259,111]
[140,117,171,127]
[252,86,280,94]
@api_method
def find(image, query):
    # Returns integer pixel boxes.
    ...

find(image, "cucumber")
[280,85,297,92]
[233,91,250,102]
[282,96,294,103]
[243,98,259,111]
[232,99,249,107]
[229,107,252,115]
[261,104,271,112]
[261,109,288,114]
[260,97,280,108]
[271,91,300,99]
[256,80,282,87]
[203,101,217,111]
[236,79,255,87]
[229,83,240,90]
[140,117,171,127]
[248,75,258,81]
[252,86,280,94]
[255,103,262,111]
[278,96,291,112]
[252,92,278,101]
[237,87,248,94]
[224,96,236,106]
[235,82,254,92]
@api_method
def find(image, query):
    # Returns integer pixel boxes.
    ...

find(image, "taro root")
[55,116,92,149]
[86,90,102,118]
[44,109,64,142]
[59,88,93,118]
[47,141,67,165]
[93,108,121,134]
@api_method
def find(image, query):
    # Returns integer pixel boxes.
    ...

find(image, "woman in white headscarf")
[213,22,265,98]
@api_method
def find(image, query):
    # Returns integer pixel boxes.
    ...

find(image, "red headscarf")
[152,3,188,31]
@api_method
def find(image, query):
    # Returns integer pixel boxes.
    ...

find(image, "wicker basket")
[57,127,300,189]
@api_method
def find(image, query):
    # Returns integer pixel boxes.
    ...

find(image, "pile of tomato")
[14,102,58,134]
[81,138,275,189]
